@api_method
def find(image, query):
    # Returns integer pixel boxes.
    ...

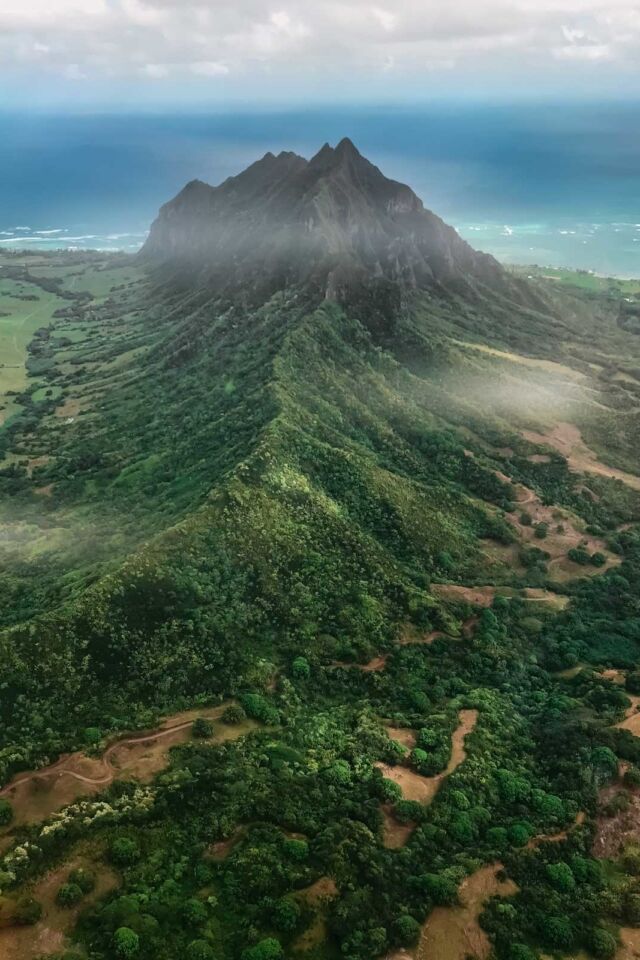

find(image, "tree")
[273,897,301,932]
[486,826,508,850]
[110,837,140,866]
[292,656,310,680]
[192,717,214,738]
[592,746,619,785]
[114,927,140,958]
[623,767,640,789]
[510,946,536,960]
[241,938,283,960]
[0,798,13,826]
[69,867,95,893]
[84,726,102,745]
[508,823,532,847]
[545,916,573,949]
[182,898,208,927]
[590,928,616,958]
[186,942,215,960]
[222,704,246,724]
[546,862,575,892]
[56,882,84,907]
[283,838,308,861]
[625,893,640,925]
[13,897,42,925]
[394,914,420,946]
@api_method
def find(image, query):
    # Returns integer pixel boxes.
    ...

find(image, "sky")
[2,0,640,109]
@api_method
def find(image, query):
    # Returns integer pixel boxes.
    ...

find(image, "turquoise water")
[1,103,639,276]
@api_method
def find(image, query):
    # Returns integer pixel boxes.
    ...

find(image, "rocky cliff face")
[142,138,515,301]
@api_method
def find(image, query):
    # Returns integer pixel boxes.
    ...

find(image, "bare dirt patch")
[292,877,338,953]
[431,585,496,607]
[386,863,517,960]
[396,624,443,647]
[601,668,627,685]
[387,727,417,750]
[616,695,640,736]
[377,710,478,847]
[504,479,619,581]
[0,855,118,960]
[0,702,254,835]
[379,808,416,849]
[522,422,640,492]
[593,772,640,860]
[298,876,337,904]
[521,588,570,611]
[207,827,245,861]
[54,396,84,419]
[331,654,388,672]
[617,927,640,960]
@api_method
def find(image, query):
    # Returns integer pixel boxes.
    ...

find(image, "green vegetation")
[0,251,640,960]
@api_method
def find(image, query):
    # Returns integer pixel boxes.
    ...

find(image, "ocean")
[1,102,639,277]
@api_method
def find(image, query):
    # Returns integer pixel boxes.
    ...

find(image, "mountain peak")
[335,136,360,158]
[143,139,517,303]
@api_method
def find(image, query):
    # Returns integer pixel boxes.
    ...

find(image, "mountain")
[1,147,640,960]
[142,137,535,308]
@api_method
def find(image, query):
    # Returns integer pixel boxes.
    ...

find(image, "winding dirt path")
[0,702,253,832]
[377,709,478,848]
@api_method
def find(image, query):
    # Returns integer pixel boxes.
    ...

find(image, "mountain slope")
[1,146,640,960]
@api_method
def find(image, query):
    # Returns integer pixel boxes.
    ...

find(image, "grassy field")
[511,263,640,295]
[0,253,146,428]
[0,279,66,423]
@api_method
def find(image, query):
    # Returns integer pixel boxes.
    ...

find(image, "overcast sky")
[2,0,639,108]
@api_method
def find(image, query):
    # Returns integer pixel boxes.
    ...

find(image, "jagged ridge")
[142,138,520,301]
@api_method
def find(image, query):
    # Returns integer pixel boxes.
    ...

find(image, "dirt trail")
[330,654,388,672]
[431,584,497,607]
[522,422,640,492]
[0,702,253,833]
[396,617,479,648]
[526,811,586,850]
[377,710,478,848]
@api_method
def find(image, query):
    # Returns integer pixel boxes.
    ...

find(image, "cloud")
[190,61,230,76]
[140,63,169,77]
[554,41,612,59]
[0,0,638,96]
[63,63,86,80]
